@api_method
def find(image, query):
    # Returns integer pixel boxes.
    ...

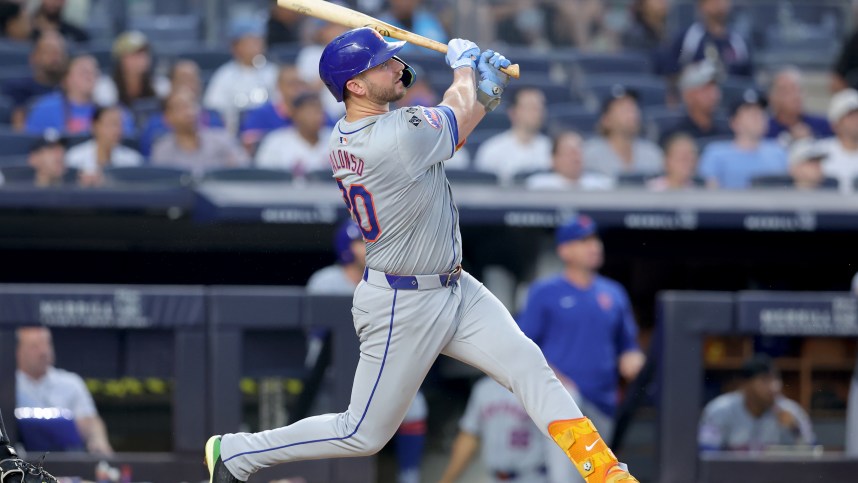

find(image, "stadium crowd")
[0,0,854,192]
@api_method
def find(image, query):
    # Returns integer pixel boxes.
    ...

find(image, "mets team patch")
[421,107,443,129]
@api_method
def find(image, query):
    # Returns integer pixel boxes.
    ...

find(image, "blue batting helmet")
[319,27,416,102]
[334,218,363,265]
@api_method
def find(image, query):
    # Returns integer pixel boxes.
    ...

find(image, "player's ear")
[345,78,366,98]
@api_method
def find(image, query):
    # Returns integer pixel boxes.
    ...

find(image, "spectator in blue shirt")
[699,89,788,189]
[766,67,833,144]
[138,60,224,157]
[518,215,644,482]
[25,54,134,136]
[660,0,752,78]
[378,0,447,55]
[239,64,308,150]
[2,29,67,130]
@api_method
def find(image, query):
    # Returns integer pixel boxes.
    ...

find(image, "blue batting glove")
[445,38,480,70]
[476,49,511,111]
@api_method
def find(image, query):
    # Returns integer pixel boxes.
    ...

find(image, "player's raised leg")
[441,271,637,483]
[209,282,459,481]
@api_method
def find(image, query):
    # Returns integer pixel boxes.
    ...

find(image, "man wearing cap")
[27,129,70,187]
[583,85,663,179]
[787,139,832,190]
[518,216,644,482]
[699,354,814,452]
[660,60,731,144]
[698,89,787,189]
[766,67,833,144]
[203,16,279,134]
[818,88,858,193]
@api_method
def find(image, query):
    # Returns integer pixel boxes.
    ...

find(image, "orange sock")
[547,417,638,483]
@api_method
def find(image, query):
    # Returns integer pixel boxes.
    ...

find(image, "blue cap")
[555,215,597,245]
[334,218,363,264]
[229,16,266,42]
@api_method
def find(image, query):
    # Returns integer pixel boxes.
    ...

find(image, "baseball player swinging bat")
[277,0,521,79]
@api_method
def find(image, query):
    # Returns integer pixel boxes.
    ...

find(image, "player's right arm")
[439,431,480,483]
[441,40,511,141]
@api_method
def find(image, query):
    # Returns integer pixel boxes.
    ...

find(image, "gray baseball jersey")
[327,106,461,275]
[461,377,548,481]
[698,391,815,451]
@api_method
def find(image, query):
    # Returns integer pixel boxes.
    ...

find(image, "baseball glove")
[0,447,58,483]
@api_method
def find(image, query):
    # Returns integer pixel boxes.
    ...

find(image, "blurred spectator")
[30,0,88,43]
[474,88,551,185]
[552,0,618,50]
[819,88,858,193]
[518,215,644,482]
[378,0,447,54]
[295,21,348,120]
[488,1,550,47]
[622,0,670,51]
[152,88,250,176]
[2,29,67,130]
[832,28,858,92]
[26,128,68,187]
[16,326,112,455]
[438,377,549,483]
[138,60,224,157]
[93,31,169,108]
[583,85,664,178]
[66,106,143,187]
[255,92,331,175]
[699,90,787,189]
[660,61,731,143]
[0,1,31,42]
[203,16,278,134]
[25,54,133,135]
[767,67,833,144]
[647,133,700,191]
[661,0,752,77]
[699,354,814,452]
[240,64,309,149]
[267,0,305,46]
[786,139,830,191]
[526,131,614,190]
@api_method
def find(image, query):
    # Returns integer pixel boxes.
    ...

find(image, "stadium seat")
[644,107,686,142]
[128,14,202,51]
[617,173,653,187]
[584,75,668,107]
[507,80,576,104]
[720,77,761,109]
[202,167,293,183]
[748,175,840,190]
[568,52,652,78]
[0,165,79,184]
[0,48,31,69]
[512,169,550,185]
[480,109,511,131]
[174,48,233,72]
[305,169,333,183]
[546,104,599,134]
[268,43,303,65]
[0,130,39,156]
[0,155,27,166]
[103,166,193,186]
[445,169,498,186]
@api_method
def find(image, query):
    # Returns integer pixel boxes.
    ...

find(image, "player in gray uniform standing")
[439,377,550,483]
[205,27,638,483]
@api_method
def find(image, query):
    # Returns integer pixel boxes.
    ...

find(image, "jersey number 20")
[337,180,381,241]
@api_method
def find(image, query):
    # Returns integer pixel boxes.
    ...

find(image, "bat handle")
[501,63,520,79]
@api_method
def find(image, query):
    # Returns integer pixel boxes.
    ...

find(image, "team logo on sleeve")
[420,107,443,130]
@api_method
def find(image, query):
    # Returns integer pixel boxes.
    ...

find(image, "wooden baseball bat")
[276,0,520,79]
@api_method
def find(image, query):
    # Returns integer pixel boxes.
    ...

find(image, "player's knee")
[352,434,388,456]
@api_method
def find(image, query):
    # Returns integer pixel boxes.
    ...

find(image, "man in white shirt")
[526,131,614,190]
[474,87,551,185]
[255,92,332,175]
[65,106,143,186]
[16,326,113,455]
[203,16,279,134]
[820,88,858,193]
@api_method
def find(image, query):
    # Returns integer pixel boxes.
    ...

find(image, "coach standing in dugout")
[518,215,644,483]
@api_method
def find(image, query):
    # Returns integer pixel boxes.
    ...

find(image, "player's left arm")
[615,285,645,382]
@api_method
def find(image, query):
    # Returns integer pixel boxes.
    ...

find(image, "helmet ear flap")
[394,56,416,89]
